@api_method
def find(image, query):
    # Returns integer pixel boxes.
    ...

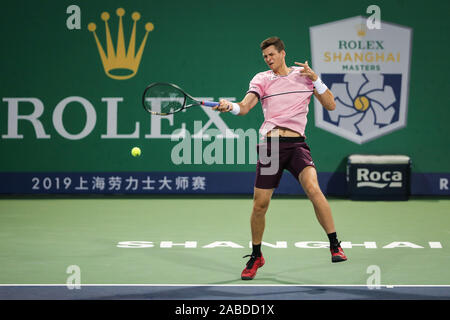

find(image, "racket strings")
[143,84,186,114]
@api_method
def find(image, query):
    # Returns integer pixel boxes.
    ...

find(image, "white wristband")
[313,77,328,95]
[230,103,240,115]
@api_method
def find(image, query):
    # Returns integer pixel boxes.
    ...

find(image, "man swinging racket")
[214,36,347,280]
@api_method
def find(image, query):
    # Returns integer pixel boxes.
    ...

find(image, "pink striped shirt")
[247,66,314,137]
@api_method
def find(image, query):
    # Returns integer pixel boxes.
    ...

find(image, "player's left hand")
[295,61,318,82]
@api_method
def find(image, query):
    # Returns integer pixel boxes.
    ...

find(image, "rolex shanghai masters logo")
[88,8,154,80]
[310,16,412,144]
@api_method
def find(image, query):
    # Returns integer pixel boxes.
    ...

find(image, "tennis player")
[213,36,347,280]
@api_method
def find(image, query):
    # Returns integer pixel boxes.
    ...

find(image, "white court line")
[0,284,450,287]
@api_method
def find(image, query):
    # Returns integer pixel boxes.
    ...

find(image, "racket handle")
[201,101,220,107]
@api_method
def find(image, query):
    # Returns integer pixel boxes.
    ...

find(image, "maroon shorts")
[255,137,316,189]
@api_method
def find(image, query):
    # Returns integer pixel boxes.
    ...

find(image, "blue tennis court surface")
[1,285,449,300]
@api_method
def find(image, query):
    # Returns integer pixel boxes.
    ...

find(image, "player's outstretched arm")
[212,92,259,115]
[313,88,336,111]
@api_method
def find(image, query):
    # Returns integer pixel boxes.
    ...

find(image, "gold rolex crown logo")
[88,8,154,80]
[356,24,367,37]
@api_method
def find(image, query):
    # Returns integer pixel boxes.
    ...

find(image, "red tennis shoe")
[241,254,265,280]
[330,242,347,263]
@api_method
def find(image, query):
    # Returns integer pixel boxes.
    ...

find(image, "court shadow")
[93,285,326,300]
[88,284,450,300]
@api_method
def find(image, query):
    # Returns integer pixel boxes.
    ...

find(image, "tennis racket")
[142,82,220,116]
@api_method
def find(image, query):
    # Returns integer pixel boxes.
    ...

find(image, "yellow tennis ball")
[131,147,141,157]
[354,96,370,111]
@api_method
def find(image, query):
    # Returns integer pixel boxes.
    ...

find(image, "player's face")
[262,45,285,71]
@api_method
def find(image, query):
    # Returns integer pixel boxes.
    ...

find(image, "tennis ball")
[131,147,141,157]
[354,96,370,111]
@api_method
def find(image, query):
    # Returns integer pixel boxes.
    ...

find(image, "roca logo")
[356,168,403,188]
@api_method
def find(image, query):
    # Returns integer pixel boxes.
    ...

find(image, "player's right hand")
[213,99,233,112]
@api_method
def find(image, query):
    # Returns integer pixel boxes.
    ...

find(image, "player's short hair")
[260,37,285,52]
